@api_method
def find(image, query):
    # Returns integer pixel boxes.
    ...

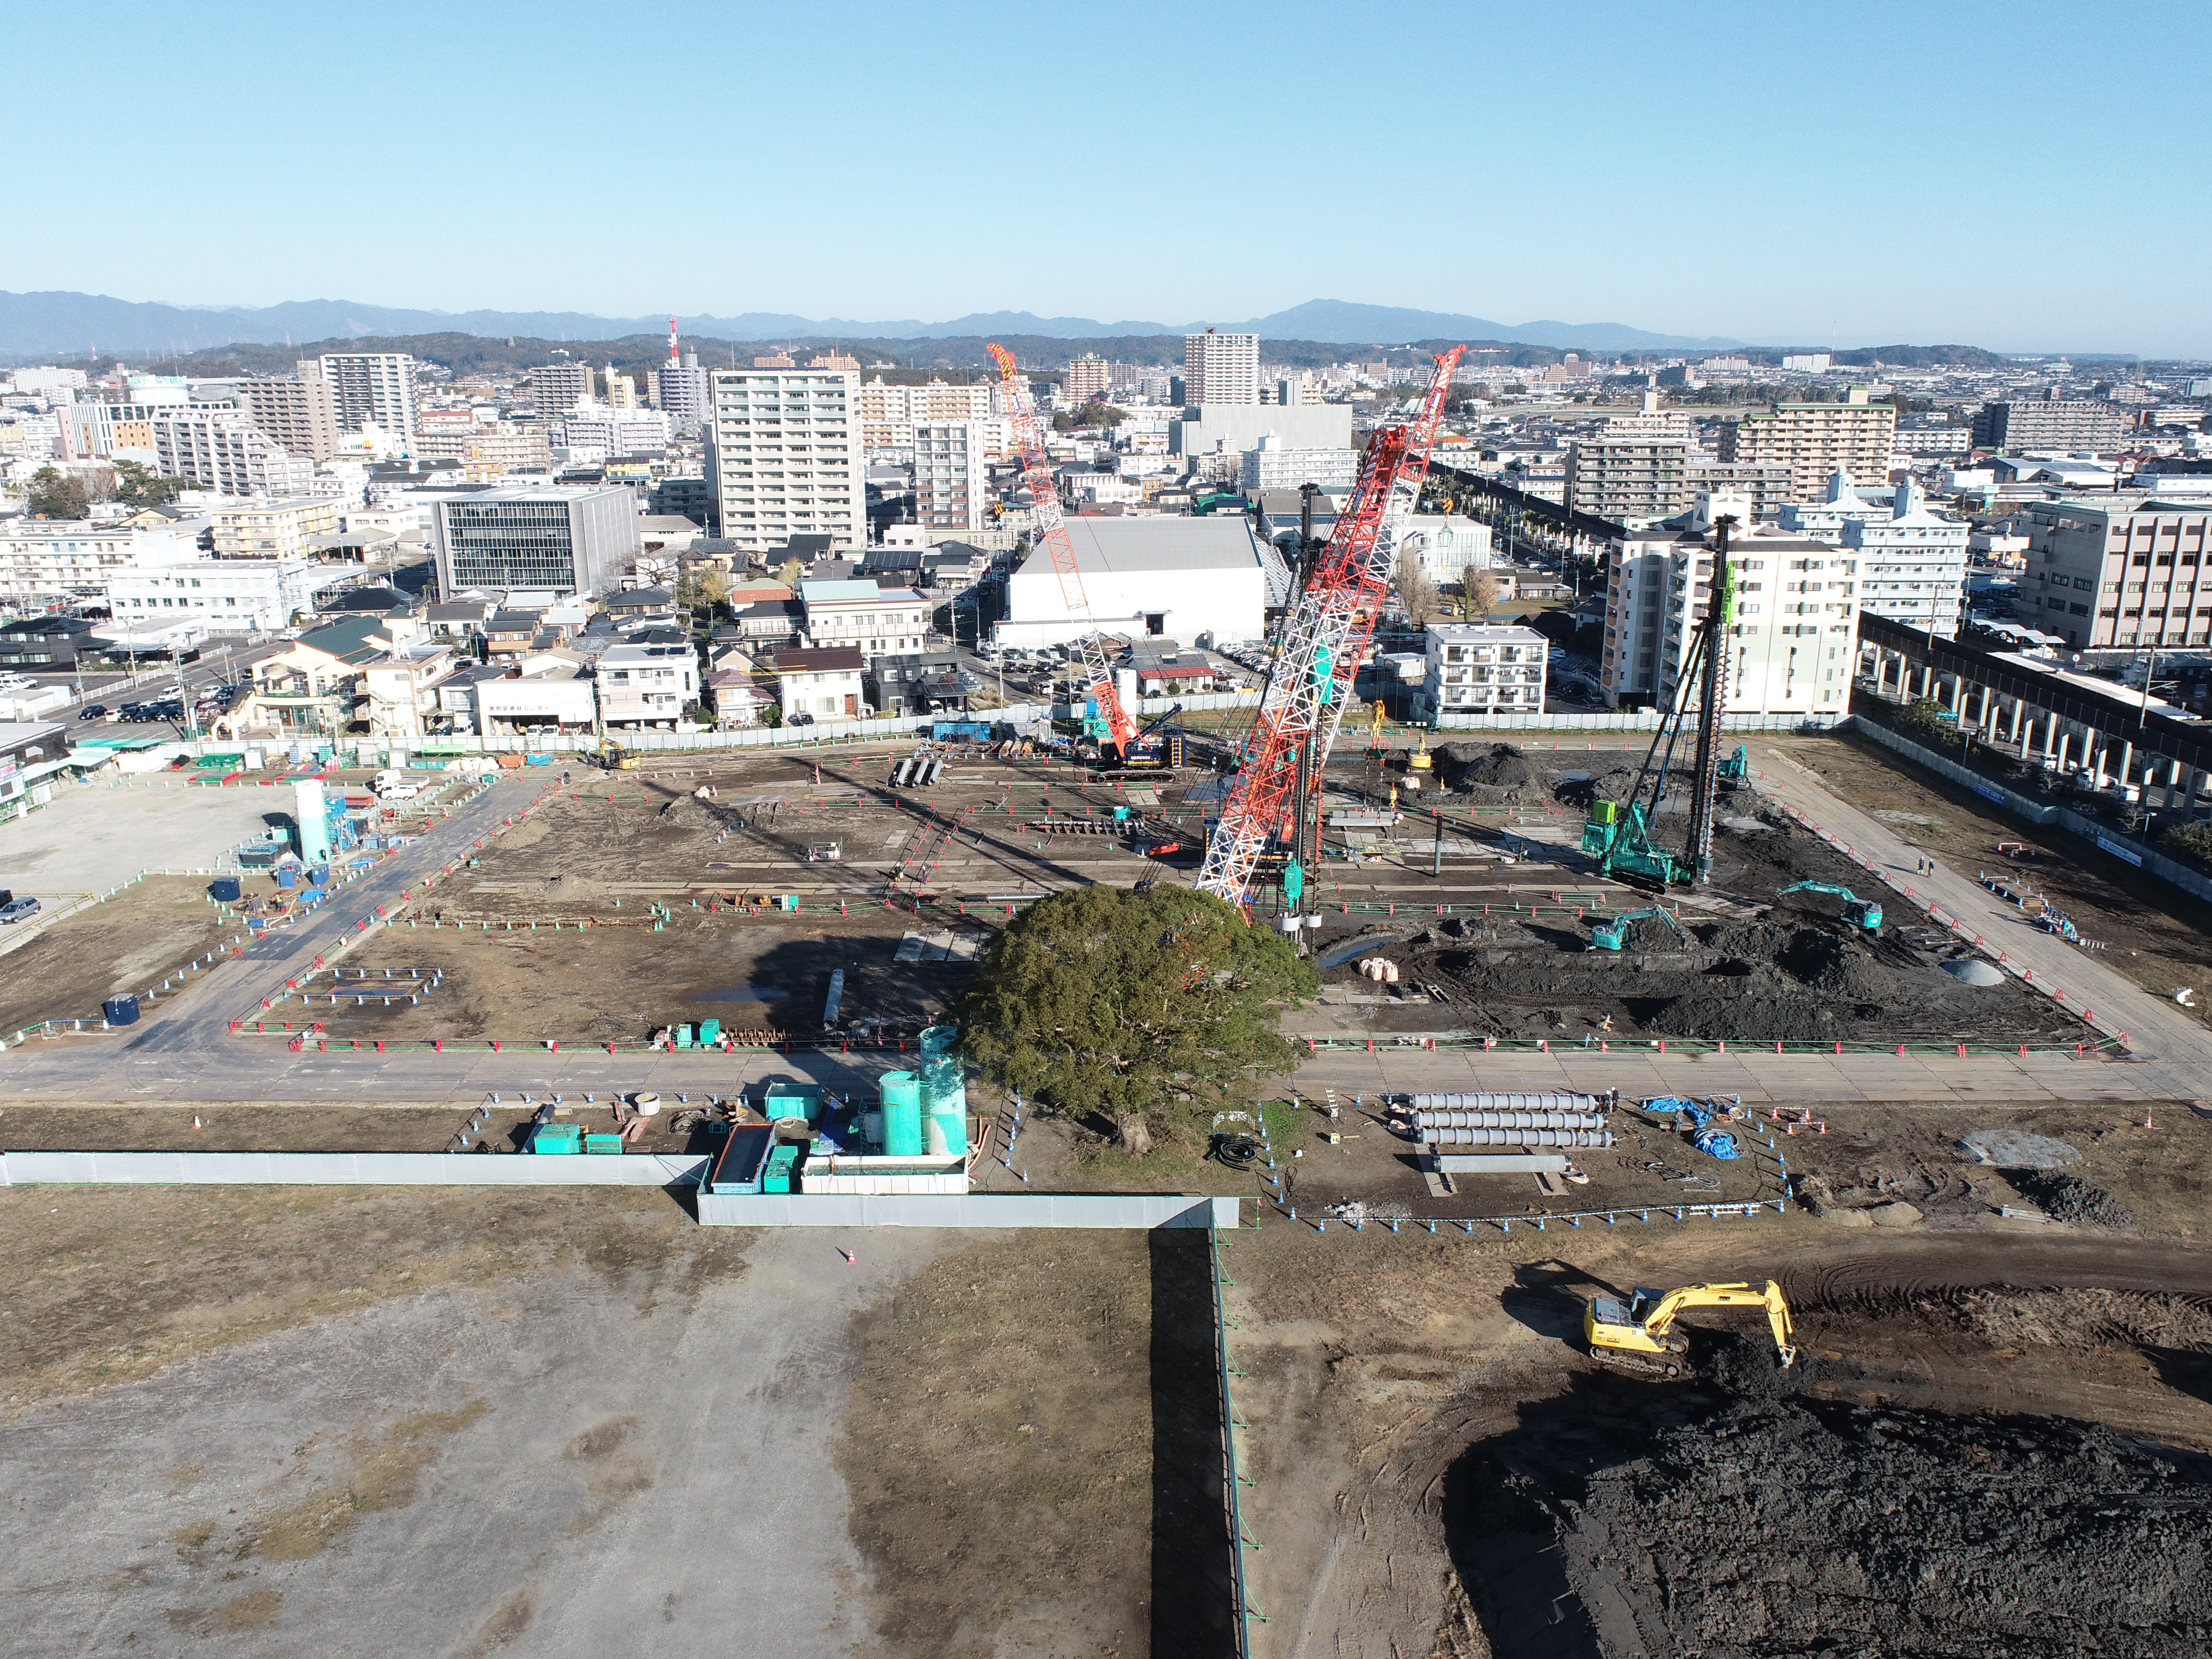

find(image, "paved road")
[3,754,2207,1111]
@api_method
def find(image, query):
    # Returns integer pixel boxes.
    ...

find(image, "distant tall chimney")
[668,317,680,365]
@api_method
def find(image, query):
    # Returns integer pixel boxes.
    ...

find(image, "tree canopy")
[959,885,1316,1152]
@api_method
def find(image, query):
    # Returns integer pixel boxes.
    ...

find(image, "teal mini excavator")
[1589,905,1688,952]
[1582,518,1743,889]
[1777,880,1882,931]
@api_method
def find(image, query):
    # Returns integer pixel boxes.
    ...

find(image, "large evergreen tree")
[960,885,1316,1154]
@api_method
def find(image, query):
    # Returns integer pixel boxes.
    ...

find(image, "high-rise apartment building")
[1599,494,1860,715]
[1717,387,1897,499]
[236,363,341,461]
[1184,330,1260,406]
[531,362,595,416]
[318,352,420,444]
[1840,481,1971,638]
[150,409,314,498]
[703,368,867,553]
[854,377,993,452]
[651,352,711,422]
[1971,394,2130,453]
[1563,434,1693,526]
[1064,354,1112,404]
[914,422,985,532]
[430,486,639,597]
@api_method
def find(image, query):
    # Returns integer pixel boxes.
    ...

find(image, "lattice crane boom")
[987,344,1136,749]
[1196,347,1465,906]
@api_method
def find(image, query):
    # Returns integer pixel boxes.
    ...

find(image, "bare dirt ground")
[1229,1220,2212,1659]
[0,1183,1178,1657]
[1770,729,2212,1025]
[837,1231,1228,1659]
[0,877,239,1033]
[280,912,980,1043]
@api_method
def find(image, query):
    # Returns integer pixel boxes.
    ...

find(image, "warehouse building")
[994,517,1273,649]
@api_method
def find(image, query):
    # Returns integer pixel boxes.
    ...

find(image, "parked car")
[80,704,109,720]
[0,895,42,925]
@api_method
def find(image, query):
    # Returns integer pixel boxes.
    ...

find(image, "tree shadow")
[742,933,978,1038]
[1148,1228,1237,1659]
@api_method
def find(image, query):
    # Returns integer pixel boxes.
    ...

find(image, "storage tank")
[916,1025,967,1155]
[879,1071,924,1156]
[294,779,331,865]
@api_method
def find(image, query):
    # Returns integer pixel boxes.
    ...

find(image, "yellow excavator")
[1583,1280,1797,1378]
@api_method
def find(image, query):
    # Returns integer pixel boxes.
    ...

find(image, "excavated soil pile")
[1434,742,1540,794]
[2015,1171,2138,1228]
[1453,1344,2212,1658]
[1551,763,1640,809]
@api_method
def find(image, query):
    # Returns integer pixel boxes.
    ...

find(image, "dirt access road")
[1753,740,2212,1089]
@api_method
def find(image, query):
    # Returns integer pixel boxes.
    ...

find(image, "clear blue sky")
[9,0,2207,354]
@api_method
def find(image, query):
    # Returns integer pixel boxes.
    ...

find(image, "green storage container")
[675,1023,694,1049]
[763,1142,800,1193]
[583,1133,625,1155]
[532,1122,582,1155]
[698,1018,721,1045]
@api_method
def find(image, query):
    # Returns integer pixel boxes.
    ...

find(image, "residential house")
[595,639,698,728]
[226,614,416,738]
[483,609,546,663]
[800,578,930,661]
[865,648,966,715]
[606,585,679,621]
[771,646,864,721]
[362,643,458,739]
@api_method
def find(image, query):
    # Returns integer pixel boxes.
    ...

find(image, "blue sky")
[8,0,2206,354]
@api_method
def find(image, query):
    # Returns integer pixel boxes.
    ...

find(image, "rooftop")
[1013,515,1265,579]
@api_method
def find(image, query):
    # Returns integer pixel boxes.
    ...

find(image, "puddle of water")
[1317,933,1408,971]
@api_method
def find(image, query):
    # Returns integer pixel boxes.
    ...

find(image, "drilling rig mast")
[1195,348,1464,907]
[987,344,1136,752]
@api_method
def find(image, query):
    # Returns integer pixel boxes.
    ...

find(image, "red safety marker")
[838,1248,855,1265]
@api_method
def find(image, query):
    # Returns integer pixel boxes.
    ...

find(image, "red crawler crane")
[1195,348,1464,907]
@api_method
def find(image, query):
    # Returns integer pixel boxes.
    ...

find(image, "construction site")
[6,348,2212,1659]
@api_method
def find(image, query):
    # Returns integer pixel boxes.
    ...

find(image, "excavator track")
[1587,1346,1692,1381]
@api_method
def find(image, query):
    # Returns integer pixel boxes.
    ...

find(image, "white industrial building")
[1601,493,1859,718]
[1392,514,1494,588]
[995,517,1273,649]
[1423,623,1549,720]
[108,558,359,633]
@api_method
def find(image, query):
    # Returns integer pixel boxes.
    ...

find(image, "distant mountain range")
[0,290,1750,358]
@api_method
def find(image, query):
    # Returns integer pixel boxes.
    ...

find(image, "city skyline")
[5,1,2207,355]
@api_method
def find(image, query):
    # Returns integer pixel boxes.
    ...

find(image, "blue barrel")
[103,995,140,1026]
[880,1071,924,1157]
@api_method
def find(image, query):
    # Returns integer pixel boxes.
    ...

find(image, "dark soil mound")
[1434,742,1537,792]
[1552,764,1638,809]
[2016,1171,2138,1228]
[1449,1359,2212,1658]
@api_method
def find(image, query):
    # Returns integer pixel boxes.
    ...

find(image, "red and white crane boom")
[1194,347,1464,906]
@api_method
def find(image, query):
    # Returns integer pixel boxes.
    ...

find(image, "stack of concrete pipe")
[1405,1091,1613,1171]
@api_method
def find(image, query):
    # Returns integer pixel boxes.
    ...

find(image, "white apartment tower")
[704,367,868,553]
[1601,494,1860,717]
[318,352,420,444]
[1184,330,1260,406]
[914,422,985,532]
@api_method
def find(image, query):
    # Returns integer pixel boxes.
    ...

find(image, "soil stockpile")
[2015,1171,2138,1228]
[1434,742,1538,793]
[1454,1350,2212,1658]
